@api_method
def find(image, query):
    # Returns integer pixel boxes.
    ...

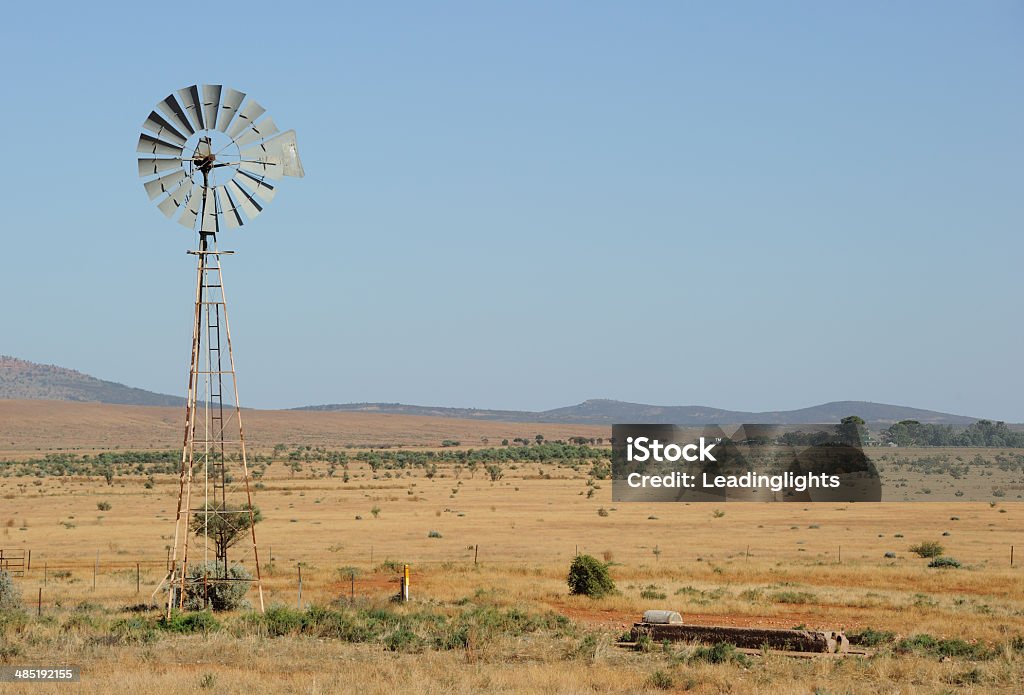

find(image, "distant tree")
[189,504,262,562]
[485,464,503,482]
[836,416,867,446]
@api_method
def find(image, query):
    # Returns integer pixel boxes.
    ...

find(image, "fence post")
[93,551,98,591]
[350,570,355,603]
[27,549,31,571]
[37,587,41,616]
[43,562,47,586]
[402,564,410,602]
[297,564,302,610]
[474,544,479,565]
[136,562,141,594]
[1012,545,1015,567]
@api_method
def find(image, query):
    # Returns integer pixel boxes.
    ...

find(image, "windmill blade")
[234,115,279,148]
[144,170,189,200]
[137,157,184,177]
[157,94,195,137]
[226,179,263,221]
[142,111,187,146]
[238,159,282,180]
[157,180,196,219]
[226,100,266,140]
[200,187,219,234]
[217,88,245,132]
[201,85,222,132]
[137,133,183,156]
[215,185,243,228]
[178,183,204,229]
[176,84,205,131]
[238,170,276,203]
[242,130,303,178]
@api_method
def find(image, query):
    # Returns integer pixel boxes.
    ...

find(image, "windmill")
[138,84,304,615]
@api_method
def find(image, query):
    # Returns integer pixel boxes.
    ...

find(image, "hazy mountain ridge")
[295,398,981,427]
[0,355,184,407]
[0,356,988,425]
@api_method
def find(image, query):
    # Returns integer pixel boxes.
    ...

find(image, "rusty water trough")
[630,611,849,654]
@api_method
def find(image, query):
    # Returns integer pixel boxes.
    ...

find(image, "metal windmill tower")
[137,84,304,615]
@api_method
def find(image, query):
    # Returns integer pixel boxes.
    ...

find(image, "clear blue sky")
[1,2,1021,419]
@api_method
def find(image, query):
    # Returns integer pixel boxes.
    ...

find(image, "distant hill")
[0,355,990,426]
[295,399,981,427]
[0,356,184,407]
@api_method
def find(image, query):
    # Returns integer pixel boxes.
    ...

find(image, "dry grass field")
[0,401,1022,693]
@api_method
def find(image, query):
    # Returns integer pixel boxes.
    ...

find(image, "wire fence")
[3,541,1018,616]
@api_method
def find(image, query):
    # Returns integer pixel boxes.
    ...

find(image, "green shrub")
[896,634,993,660]
[258,605,307,636]
[567,555,615,598]
[96,501,112,511]
[640,585,667,600]
[848,627,896,647]
[179,561,252,611]
[690,641,750,665]
[909,541,944,558]
[928,556,961,569]
[160,610,221,633]
[385,626,423,652]
[109,616,159,644]
[648,669,675,689]
[773,590,816,604]
[0,571,24,613]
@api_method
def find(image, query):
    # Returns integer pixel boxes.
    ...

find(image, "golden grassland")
[0,400,610,454]
[0,403,1022,693]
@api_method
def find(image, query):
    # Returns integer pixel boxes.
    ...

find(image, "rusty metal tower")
[136,84,304,616]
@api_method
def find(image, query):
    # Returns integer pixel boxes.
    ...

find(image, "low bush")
[896,634,993,660]
[160,610,221,634]
[567,555,615,598]
[0,571,23,613]
[848,627,896,647]
[179,561,252,611]
[772,590,816,605]
[909,541,944,558]
[640,587,667,600]
[928,556,961,569]
[690,641,750,666]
